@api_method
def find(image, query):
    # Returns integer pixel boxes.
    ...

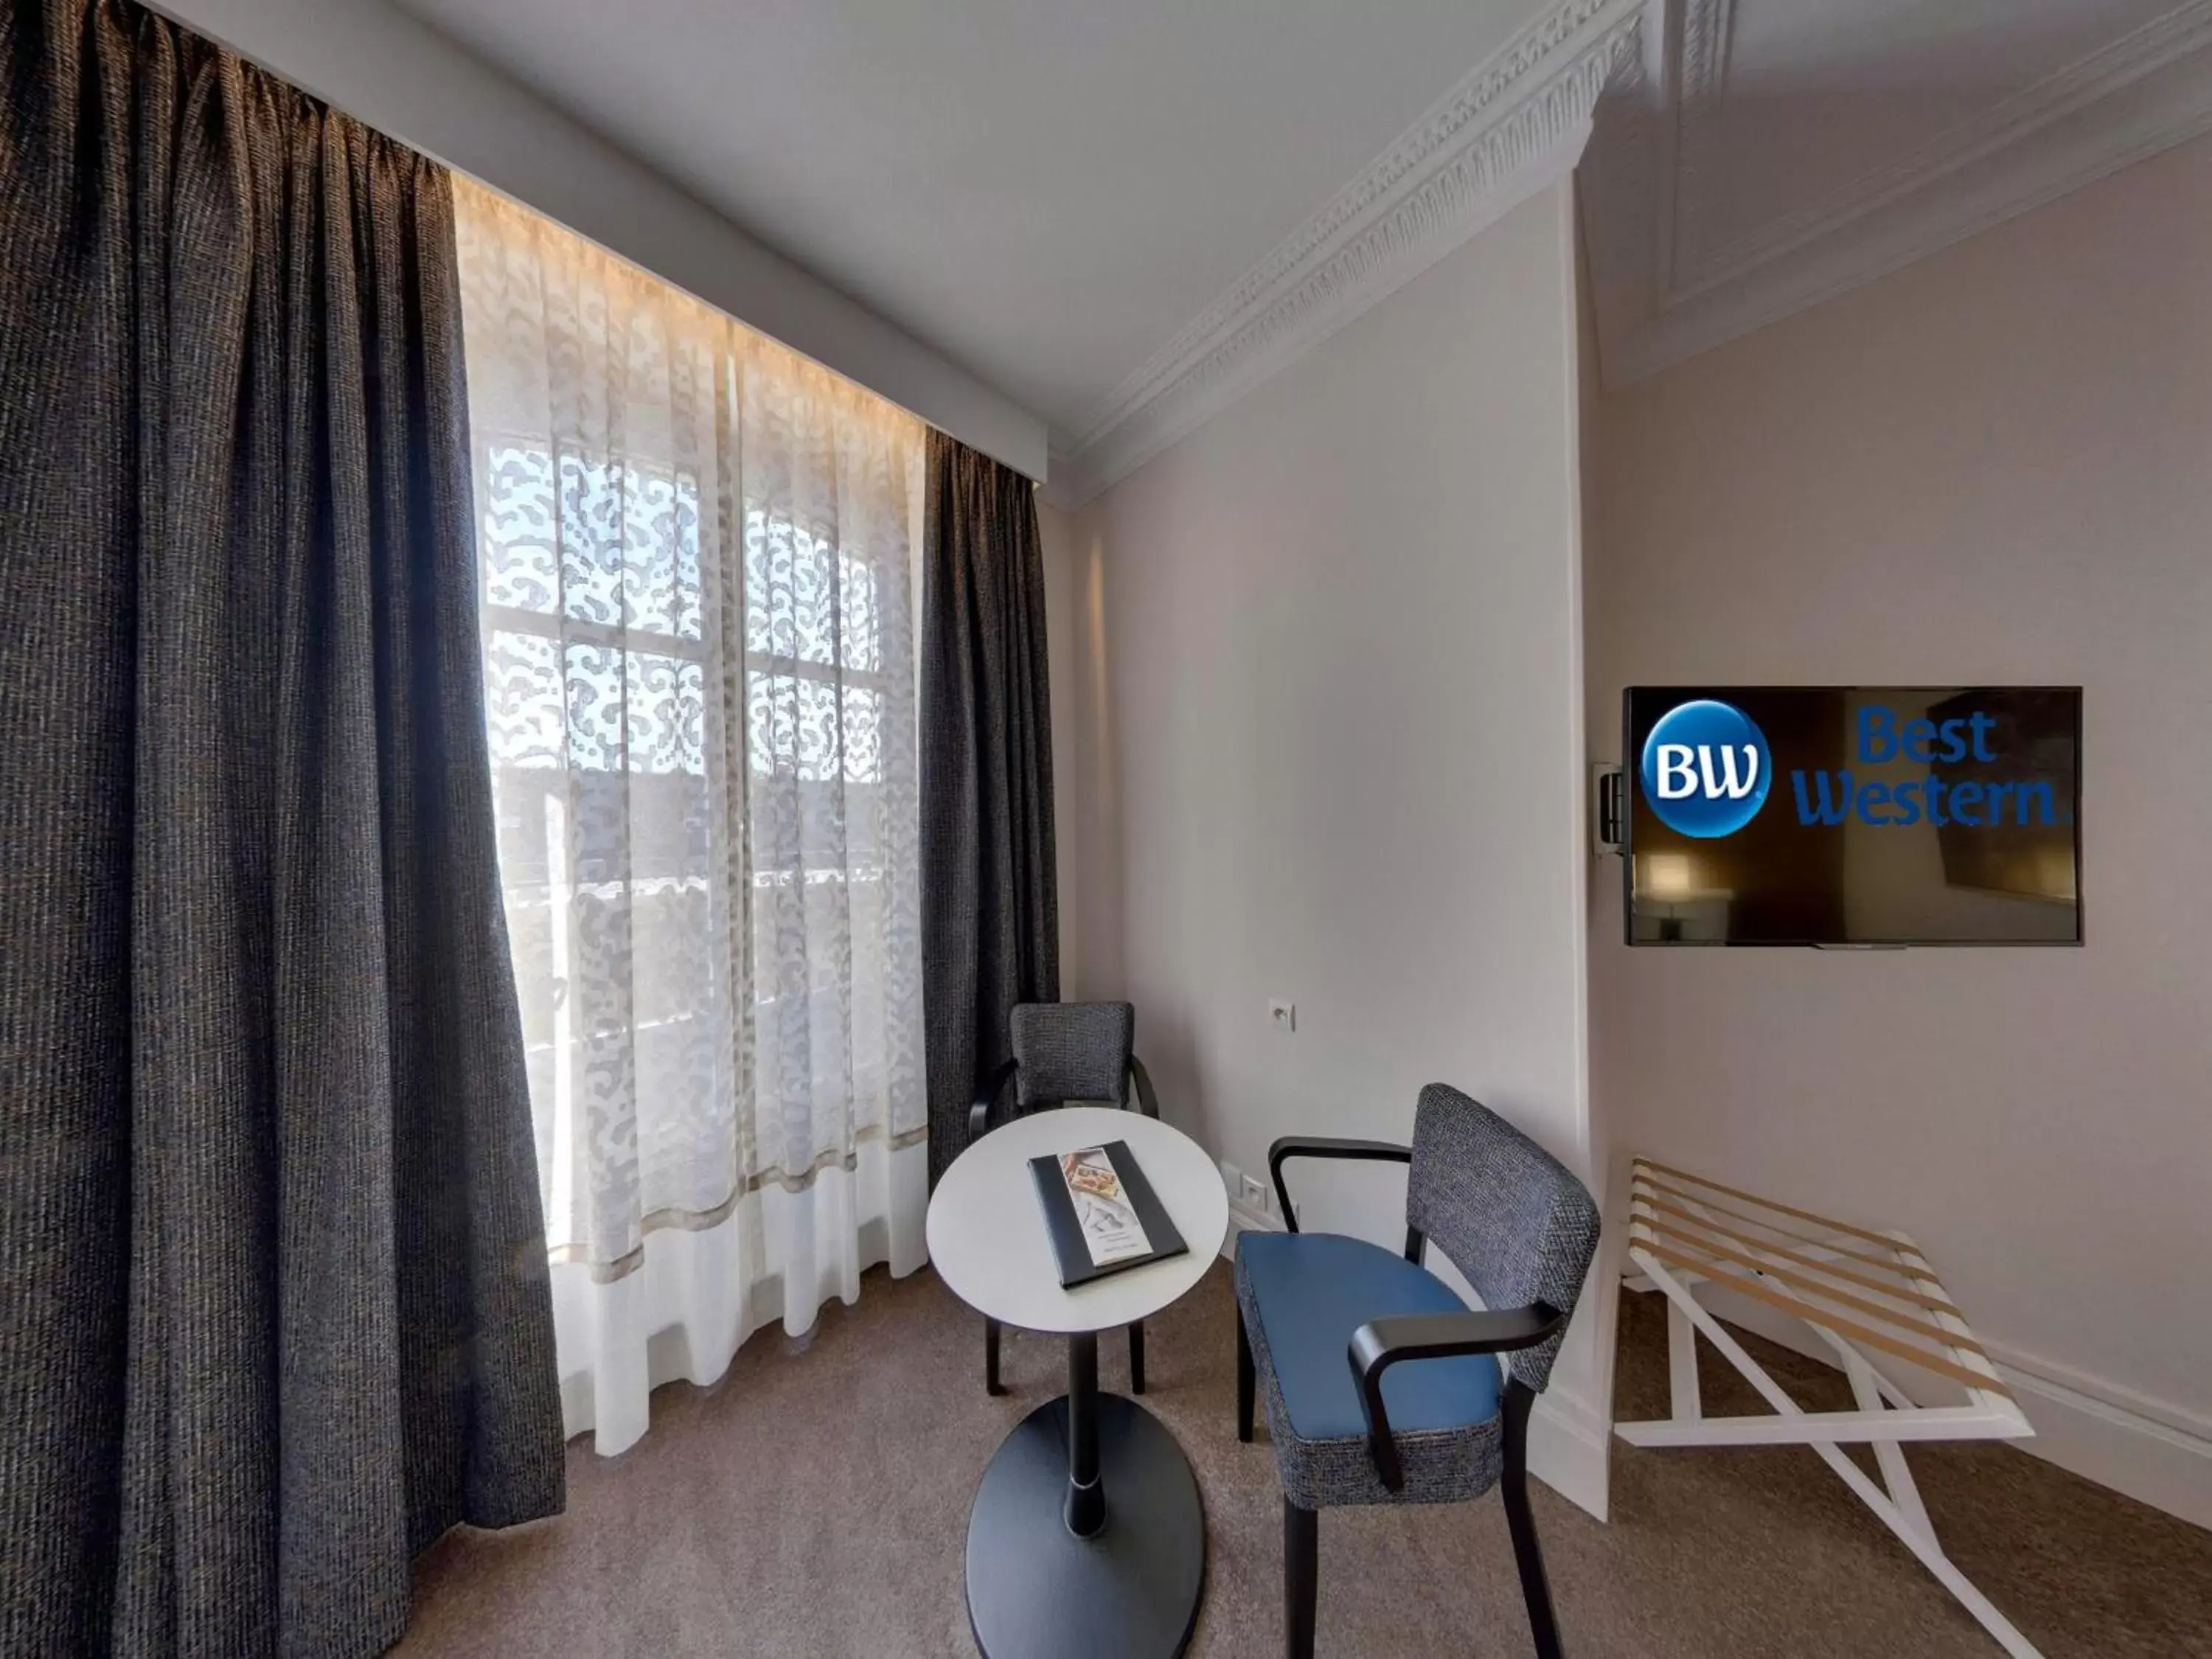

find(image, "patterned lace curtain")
[453,179,928,1452]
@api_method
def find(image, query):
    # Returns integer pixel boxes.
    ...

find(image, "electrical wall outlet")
[1268,999,1295,1032]
[1222,1159,1274,1220]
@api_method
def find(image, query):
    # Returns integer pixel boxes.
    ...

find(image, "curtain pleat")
[0,3,564,1653]
[919,432,1060,1184]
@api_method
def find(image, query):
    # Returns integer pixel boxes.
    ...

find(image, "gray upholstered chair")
[1234,1083,1601,1659]
[969,1001,1161,1394]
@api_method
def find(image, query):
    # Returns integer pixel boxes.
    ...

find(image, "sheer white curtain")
[454,179,928,1455]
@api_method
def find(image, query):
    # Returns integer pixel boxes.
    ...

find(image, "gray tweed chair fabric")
[1234,1083,1601,1659]
[969,1002,1160,1395]
[1009,1000,1135,1107]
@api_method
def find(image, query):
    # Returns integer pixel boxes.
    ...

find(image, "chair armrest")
[1266,1137,1411,1234]
[1346,1303,1564,1492]
[967,1059,1019,1147]
[1127,1054,1161,1119]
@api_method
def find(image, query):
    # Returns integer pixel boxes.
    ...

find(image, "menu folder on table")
[1028,1138,1189,1288]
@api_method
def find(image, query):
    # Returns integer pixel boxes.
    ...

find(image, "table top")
[927,1106,1230,1335]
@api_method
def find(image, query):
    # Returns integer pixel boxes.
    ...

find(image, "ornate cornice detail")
[1675,0,1734,102]
[1666,0,1735,288]
[1046,0,1648,506]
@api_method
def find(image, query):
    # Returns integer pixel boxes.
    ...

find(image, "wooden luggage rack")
[1616,1157,2040,1658]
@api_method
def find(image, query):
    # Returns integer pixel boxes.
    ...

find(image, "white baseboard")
[1638,1281,2212,1532]
[1981,1341,2212,1532]
[1529,1387,1612,1521]
[1221,1204,1613,1522]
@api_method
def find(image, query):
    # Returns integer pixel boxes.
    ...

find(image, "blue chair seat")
[1236,1231,1505,1509]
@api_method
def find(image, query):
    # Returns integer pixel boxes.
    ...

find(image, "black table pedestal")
[964,1332,1206,1659]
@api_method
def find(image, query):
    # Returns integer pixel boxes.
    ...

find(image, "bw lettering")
[1652,742,1761,803]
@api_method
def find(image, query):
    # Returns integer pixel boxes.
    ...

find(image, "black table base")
[964,1332,1206,1659]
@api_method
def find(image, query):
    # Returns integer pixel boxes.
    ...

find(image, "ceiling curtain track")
[919,431,1060,1185]
[0,2,566,1652]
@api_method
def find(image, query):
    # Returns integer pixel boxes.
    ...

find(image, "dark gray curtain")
[0,3,565,1653]
[920,431,1059,1183]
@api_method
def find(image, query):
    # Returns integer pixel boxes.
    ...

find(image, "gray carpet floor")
[401,1260,2212,1657]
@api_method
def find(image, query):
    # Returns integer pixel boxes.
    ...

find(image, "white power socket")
[1220,1159,1273,1219]
[1268,999,1295,1032]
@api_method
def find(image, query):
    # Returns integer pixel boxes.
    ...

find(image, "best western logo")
[1641,701,1771,838]
[1641,699,2069,838]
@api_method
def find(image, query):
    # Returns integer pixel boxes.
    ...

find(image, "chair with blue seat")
[1234,1082,1601,1659]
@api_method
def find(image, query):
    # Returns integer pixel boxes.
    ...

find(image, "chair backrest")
[1405,1082,1601,1393]
[1009,1002,1134,1108]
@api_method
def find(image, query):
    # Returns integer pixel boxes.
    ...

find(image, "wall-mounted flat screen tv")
[1624,686,2081,947]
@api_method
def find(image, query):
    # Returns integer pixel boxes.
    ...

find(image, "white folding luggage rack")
[1615,1157,2042,1659]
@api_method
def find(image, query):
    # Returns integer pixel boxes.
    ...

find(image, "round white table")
[928,1106,1229,1659]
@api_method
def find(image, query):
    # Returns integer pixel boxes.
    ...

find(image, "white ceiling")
[398,0,1551,445]
[396,0,2212,487]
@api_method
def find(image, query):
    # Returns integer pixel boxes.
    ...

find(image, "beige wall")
[1042,134,2212,1526]
[1586,134,2212,1520]
[1053,182,1608,1509]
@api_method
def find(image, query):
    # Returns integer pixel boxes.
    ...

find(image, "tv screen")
[1624,686,2081,947]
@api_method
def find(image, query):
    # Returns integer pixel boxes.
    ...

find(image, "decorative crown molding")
[1585,0,2212,386]
[1043,0,1649,508]
[1680,0,2212,299]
